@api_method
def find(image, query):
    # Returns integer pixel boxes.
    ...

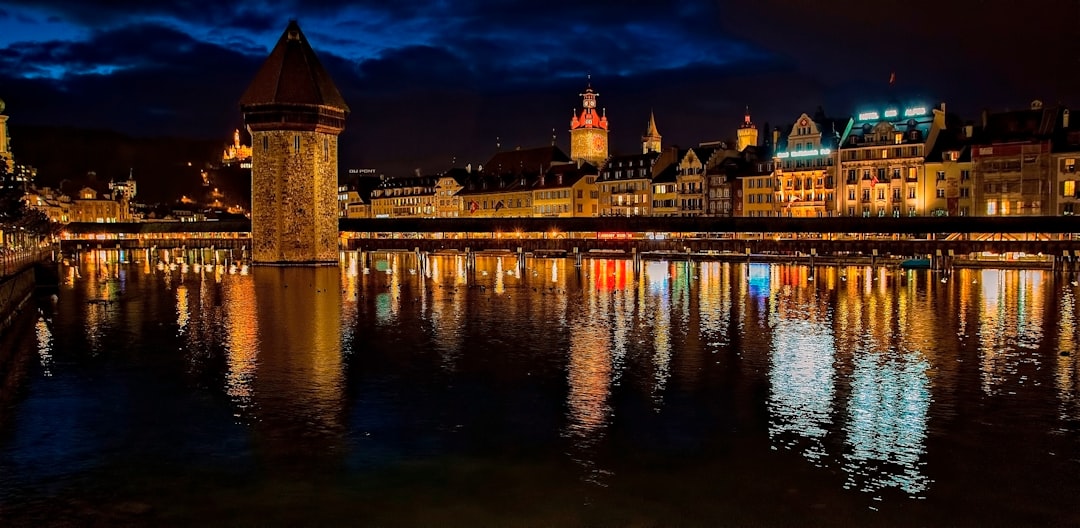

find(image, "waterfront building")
[642,111,662,154]
[740,167,777,217]
[923,128,976,216]
[708,146,771,217]
[457,173,532,218]
[369,174,439,218]
[457,146,576,218]
[532,162,597,217]
[1051,115,1080,215]
[24,187,71,223]
[838,103,945,217]
[972,101,1065,216]
[240,20,347,264]
[737,108,758,152]
[651,159,679,216]
[675,145,718,216]
[597,148,678,216]
[569,79,609,167]
[68,186,129,223]
[773,110,848,217]
[337,184,361,218]
[435,169,467,218]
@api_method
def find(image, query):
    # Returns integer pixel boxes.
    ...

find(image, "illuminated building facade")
[532,163,596,217]
[370,175,439,218]
[642,111,662,154]
[68,186,130,223]
[773,111,848,217]
[1052,144,1080,216]
[838,103,945,217]
[435,170,467,218]
[741,171,776,217]
[597,148,677,216]
[240,21,347,264]
[0,97,9,173]
[675,146,716,216]
[651,161,678,216]
[222,129,253,169]
[569,80,609,167]
[972,102,1064,216]
[923,131,975,216]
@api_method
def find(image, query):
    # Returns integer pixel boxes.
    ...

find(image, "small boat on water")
[900,258,932,269]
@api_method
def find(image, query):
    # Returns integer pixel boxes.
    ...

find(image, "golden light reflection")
[35,315,53,377]
[223,267,259,413]
[1056,286,1080,422]
[566,322,613,439]
[975,269,1048,395]
[175,284,189,335]
[251,267,344,450]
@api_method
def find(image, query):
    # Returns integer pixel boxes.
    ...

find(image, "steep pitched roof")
[240,20,349,112]
[482,146,572,176]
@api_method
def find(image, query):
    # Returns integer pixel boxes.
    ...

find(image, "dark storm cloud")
[1,0,1078,188]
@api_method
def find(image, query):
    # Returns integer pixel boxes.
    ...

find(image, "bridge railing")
[0,247,53,280]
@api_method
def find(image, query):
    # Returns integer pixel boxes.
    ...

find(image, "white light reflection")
[843,349,932,498]
[768,318,835,466]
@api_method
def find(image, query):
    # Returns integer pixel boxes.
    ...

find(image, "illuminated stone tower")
[240,21,348,265]
[569,78,609,166]
[737,106,758,152]
[0,97,11,171]
[642,111,662,154]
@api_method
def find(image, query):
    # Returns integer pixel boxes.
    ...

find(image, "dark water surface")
[2,251,1079,526]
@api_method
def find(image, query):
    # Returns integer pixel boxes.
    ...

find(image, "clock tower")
[569,78,609,167]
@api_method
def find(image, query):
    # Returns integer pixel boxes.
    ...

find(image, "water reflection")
[12,249,1080,524]
[843,349,931,498]
[974,269,1048,395]
[767,284,835,467]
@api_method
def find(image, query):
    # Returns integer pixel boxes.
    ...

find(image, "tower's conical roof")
[644,111,660,137]
[240,20,348,112]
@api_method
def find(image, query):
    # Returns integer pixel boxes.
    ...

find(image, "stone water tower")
[240,20,348,264]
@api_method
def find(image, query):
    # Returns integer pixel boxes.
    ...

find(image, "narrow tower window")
[294,135,300,152]
[262,136,268,151]
[323,138,329,162]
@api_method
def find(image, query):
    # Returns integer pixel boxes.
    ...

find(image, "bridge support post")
[872,248,878,268]
[574,247,581,267]
[809,248,816,281]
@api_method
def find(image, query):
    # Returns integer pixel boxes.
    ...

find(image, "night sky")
[1,0,1079,178]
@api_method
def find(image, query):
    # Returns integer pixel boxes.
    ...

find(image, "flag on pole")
[469,200,479,213]
[889,72,896,86]
[494,200,505,212]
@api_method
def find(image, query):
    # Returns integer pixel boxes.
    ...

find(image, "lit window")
[1065,180,1077,197]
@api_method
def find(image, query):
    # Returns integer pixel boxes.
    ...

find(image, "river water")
[1,250,1079,526]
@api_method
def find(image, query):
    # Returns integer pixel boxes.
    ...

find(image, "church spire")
[642,110,662,154]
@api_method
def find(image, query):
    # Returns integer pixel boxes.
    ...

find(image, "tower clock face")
[593,135,605,151]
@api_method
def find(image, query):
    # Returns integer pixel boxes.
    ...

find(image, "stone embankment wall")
[0,265,35,336]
